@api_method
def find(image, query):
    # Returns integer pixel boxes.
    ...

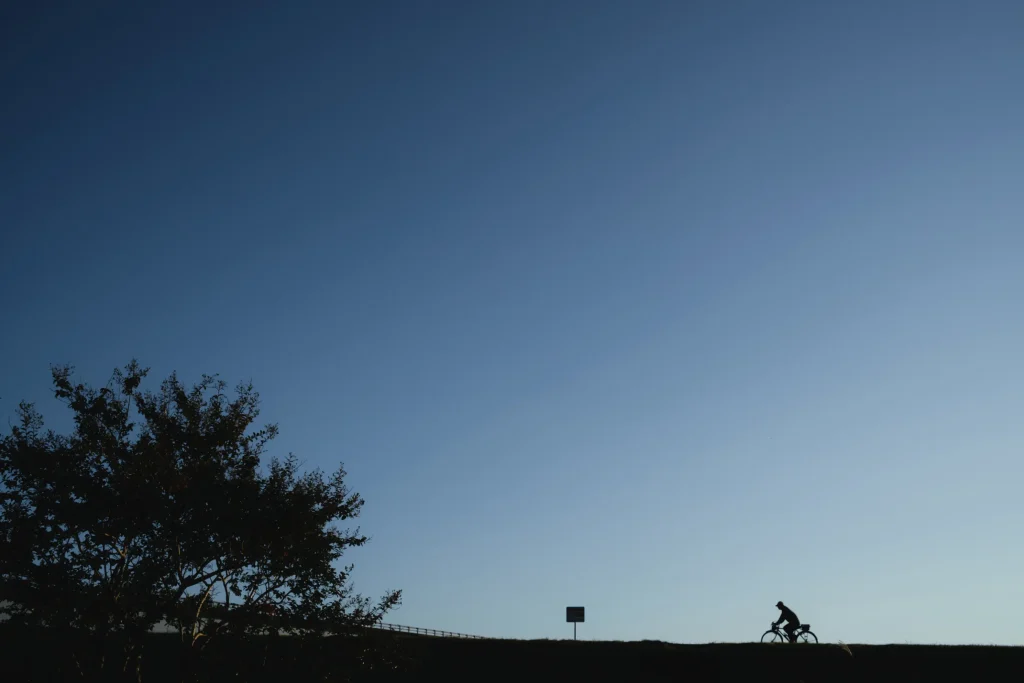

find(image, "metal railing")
[371,621,487,639]
[0,602,488,641]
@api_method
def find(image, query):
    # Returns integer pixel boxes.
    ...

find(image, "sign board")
[566,606,585,623]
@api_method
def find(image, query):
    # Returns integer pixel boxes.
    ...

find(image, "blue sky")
[2,0,1023,645]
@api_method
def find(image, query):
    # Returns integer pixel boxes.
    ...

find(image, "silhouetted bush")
[1,362,400,682]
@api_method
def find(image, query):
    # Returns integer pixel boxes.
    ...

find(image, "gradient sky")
[2,0,1023,645]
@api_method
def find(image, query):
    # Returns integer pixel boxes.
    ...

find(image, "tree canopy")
[0,361,400,677]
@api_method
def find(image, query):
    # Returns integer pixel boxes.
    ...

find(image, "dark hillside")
[1,626,1019,682]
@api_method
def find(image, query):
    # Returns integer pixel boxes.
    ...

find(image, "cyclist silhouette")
[773,601,800,642]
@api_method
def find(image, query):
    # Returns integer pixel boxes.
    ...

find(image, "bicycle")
[760,622,817,644]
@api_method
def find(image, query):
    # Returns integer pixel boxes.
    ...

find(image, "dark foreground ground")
[2,628,1021,682]
[398,637,1022,683]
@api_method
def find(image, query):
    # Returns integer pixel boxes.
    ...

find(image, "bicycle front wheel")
[796,630,817,644]
[761,629,785,643]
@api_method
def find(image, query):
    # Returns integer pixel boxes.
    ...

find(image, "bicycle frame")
[764,623,813,643]
[773,625,799,640]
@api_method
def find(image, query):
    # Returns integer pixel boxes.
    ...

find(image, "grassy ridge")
[393,637,1023,682]
[2,627,1020,682]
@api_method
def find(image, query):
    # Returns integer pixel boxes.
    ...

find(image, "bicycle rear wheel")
[761,629,785,643]
[796,630,817,644]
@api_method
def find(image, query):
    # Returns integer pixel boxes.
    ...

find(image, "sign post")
[566,606,584,640]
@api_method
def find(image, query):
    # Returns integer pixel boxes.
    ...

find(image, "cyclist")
[773,601,800,642]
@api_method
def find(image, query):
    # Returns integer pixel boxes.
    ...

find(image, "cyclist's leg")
[784,622,798,642]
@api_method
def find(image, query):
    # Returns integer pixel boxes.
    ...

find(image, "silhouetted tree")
[0,361,400,680]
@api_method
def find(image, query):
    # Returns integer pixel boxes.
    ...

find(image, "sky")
[2,0,1023,645]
